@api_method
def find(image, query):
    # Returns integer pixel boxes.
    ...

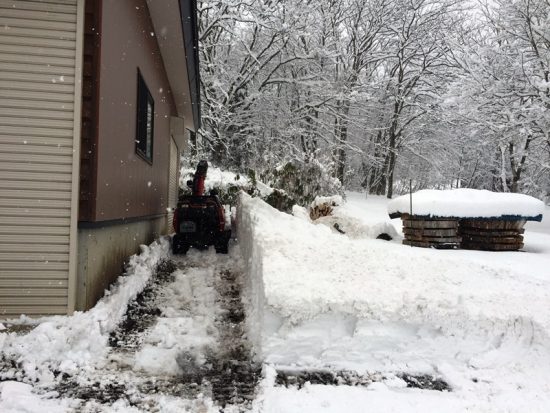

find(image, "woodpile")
[401,214,527,251]
[459,219,525,251]
[401,214,461,249]
[309,202,334,220]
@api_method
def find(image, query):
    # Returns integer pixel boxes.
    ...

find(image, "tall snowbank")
[237,194,268,353]
[239,192,550,411]
[0,238,169,382]
[237,192,550,333]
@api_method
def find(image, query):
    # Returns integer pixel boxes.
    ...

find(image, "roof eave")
[146,0,201,132]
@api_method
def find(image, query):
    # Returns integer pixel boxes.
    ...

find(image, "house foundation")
[76,215,167,311]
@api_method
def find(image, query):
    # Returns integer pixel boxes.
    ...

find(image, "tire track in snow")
[170,247,261,409]
[204,268,261,408]
[50,243,260,411]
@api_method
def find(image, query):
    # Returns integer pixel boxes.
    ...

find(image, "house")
[0,0,200,317]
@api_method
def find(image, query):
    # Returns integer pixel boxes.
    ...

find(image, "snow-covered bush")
[180,163,259,205]
[180,159,343,213]
[260,159,343,208]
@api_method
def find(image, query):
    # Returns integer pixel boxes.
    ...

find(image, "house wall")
[75,0,182,311]
[76,216,165,310]
[0,0,85,318]
[79,0,101,222]
[93,0,177,222]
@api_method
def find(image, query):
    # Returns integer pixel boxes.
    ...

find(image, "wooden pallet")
[402,214,458,230]
[460,241,524,251]
[459,219,526,251]
[401,215,460,248]
[460,219,526,230]
[403,239,460,249]
[459,228,525,237]
[404,228,459,237]
[460,234,523,244]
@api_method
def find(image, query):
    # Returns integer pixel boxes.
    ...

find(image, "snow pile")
[238,193,550,325]
[0,238,169,381]
[180,165,250,192]
[238,192,550,411]
[310,195,343,209]
[388,188,544,220]
[301,194,398,240]
[180,164,273,198]
[133,261,220,376]
[0,381,72,413]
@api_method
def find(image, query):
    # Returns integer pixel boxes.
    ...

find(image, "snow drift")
[238,192,550,412]
[0,238,169,382]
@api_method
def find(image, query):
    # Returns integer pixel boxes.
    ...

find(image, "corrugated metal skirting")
[0,0,83,317]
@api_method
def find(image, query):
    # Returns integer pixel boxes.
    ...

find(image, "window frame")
[135,69,154,164]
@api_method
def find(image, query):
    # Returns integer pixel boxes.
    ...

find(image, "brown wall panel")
[79,0,100,221]
[94,0,176,221]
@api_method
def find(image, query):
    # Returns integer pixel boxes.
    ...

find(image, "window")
[136,70,154,162]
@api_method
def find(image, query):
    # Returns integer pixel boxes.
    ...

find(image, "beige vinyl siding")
[0,0,83,318]
[167,138,179,233]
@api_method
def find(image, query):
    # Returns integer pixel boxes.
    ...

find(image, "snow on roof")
[387,189,544,221]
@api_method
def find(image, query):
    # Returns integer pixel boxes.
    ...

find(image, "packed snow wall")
[236,193,268,354]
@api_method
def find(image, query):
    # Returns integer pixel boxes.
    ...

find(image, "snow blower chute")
[172,160,231,254]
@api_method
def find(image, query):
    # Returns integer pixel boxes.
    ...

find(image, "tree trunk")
[386,145,396,198]
[334,99,350,185]
[508,136,531,193]
[386,97,400,198]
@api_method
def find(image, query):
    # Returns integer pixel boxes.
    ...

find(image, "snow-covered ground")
[240,191,550,412]
[0,242,245,412]
[1,190,549,412]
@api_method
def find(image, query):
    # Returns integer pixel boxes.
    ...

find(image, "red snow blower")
[172,160,231,254]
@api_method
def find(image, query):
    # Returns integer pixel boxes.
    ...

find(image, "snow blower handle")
[191,160,208,196]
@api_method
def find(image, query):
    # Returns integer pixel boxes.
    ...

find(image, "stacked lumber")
[459,219,525,251]
[310,202,334,220]
[401,214,461,249]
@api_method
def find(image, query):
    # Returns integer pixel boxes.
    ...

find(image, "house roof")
[146,0,201,132]
[180,0,201,131]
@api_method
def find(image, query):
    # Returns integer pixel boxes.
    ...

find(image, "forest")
[196,0,550,201]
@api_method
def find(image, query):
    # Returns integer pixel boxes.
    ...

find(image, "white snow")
[238,191,550,412]
[0,238,169,380]
[308,193,399,239]
[310,195,343,208]
[133,260,221,376]
[181,165,250,190]
[258,372,466,413]
[0,240,230,412]
[387,188,545,219]
[180,164,273,197]
[0,381,72,413]
[2,191,550,412]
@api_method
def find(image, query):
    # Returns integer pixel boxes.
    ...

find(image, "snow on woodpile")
[388,189,544,221]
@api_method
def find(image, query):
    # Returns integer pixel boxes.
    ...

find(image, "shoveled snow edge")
[0,237,169,381]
